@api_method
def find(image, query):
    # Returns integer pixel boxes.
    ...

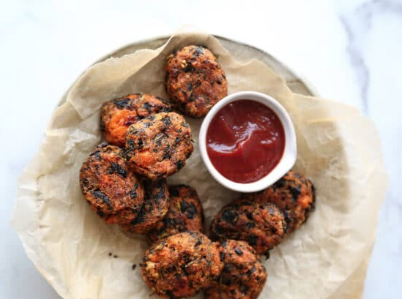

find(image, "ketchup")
[206,100,285,183]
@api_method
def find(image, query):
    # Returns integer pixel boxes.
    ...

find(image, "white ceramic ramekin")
[199,91,297,193]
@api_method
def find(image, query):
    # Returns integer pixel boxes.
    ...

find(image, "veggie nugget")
[141,231,223,298]
[100,93,170,147]
[125,112,193,180]
[79,143,144,225]
[147,185,204,244]
[210,198,287,255]
[165,45,228,117]
[121,179,169,234]
[205,240,267,299]
[242,171,316,233]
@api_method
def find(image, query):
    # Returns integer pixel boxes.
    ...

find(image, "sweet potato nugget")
[165,45,227,117]
[210,198,287,255]
[125,112,193,180]
[141,231,223,298]
[205,240,267,299]
[242,171,316,233]
[100,93,170,147]
[79,143,144,225]
[147,185,204,244]
[121,179,169,234]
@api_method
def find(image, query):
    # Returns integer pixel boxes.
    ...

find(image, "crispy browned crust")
[147,185,204,244]
[242,171,316,233]
[141,231,223,299]
[79,143,144,225]
[165,45,227,117]
[204,240,267,299]
[210,198,287,255]
[121,179,169,234]
[125,112,193,180]
[100,93,171,147]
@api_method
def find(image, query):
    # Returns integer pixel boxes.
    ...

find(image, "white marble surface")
[0,0,401,298]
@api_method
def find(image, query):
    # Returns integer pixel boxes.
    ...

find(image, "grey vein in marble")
[338,0,402,115]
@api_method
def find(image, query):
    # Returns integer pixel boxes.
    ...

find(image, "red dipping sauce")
[206,100,285,183]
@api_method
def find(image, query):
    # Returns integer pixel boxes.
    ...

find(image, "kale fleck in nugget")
[125,112,193,180]
[100,93,170,147]
[79,143,144,225]
[147,185,204,244]
[141,231,223,299]
[165,45,228,117]
[205,240,267,299]
[242,171,316,233]
[121,179,169,234]
[210,198,287,255]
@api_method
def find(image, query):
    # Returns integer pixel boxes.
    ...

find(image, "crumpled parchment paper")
[12,32,387,299]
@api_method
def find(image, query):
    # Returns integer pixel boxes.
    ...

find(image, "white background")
[1,0,401,298]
